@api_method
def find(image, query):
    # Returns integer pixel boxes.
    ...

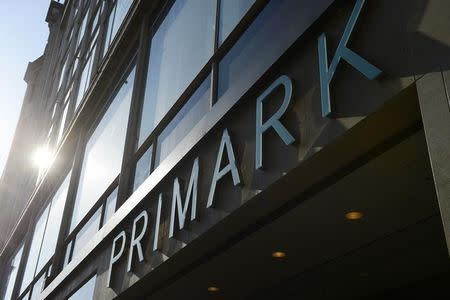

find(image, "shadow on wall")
[309,0,450,152]
[356,0,450,77]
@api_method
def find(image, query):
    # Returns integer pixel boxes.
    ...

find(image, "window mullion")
[47,131,87,283]
[10,218,35,300]
[116,13,152,210]
[30,204,52,283]
[210,0,221,107]
[214,0,221,52]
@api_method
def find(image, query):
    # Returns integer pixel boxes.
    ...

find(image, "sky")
[0,0,50,175]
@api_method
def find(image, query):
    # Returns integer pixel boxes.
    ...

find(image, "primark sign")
[107,0,382,287]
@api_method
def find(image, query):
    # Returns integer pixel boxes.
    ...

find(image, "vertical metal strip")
[116,8,152,210]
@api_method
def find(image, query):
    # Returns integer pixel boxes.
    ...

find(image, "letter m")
[318,0,382,117]
[169,157,199,238]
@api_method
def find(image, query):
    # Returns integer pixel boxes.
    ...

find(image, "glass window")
[77,11,89,49]
[67,186,117,265]
[155,74,211,167]
[47,124,54,140]
[57,102,69,144]
[218,0,330,104]
[29,274,45,300]
[35,173,72,272]
[103,0,134,57]
[2,244,24,300]
[75,31,99,110]
[20,205,49,293]
[91,4,102,35]
[67,26,74,44]
[70,67,135,231]
[133,146,152,191]
[58,57,68,91]
[75,53,94,109]
[51,102,59,121]
[71,49,80,79]
[17,291,29,300]
[64,82,73,106]
[63,241,73,267]
[71,209,101,261]
[20,172,71,293]
[219,0,255,44]
[103,16,113,58]
[138,0,216,146]
[104,187,118,223]
[68,276,96,300]
[111,0,133,41]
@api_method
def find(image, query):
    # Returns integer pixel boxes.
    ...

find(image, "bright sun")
[32,145,55,170]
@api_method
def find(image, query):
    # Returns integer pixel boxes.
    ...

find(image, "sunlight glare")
[32,145,55,170]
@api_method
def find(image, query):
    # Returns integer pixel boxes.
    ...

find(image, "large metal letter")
[127,210,148,272]
[207,129,241,208]
[107,231,126,287]
[255,75,295,169]
[169,157,199,238]
[318,0,382,117]
[153,193,162,251]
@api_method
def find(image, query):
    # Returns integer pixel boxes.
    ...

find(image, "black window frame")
[121,0,266,205]
[14,165,74,300]
[59,56,138,268]
[4,1,271,298]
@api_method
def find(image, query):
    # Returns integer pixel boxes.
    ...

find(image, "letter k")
[318,0,383,117]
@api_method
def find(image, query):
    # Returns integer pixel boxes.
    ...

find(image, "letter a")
[207,129,241,208]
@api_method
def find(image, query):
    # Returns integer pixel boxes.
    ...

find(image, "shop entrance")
[137,128,450,300]
[117,86,450,300]
[251,130,450,299]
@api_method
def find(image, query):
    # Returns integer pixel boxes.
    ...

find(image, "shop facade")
[1,0,450,299]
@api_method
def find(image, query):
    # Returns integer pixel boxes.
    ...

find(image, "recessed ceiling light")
[272,251,287,258]
[359,271,369,277]
[207,286,219,293]
[346,211,363,220]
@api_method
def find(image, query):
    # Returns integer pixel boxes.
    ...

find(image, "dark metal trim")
[5,0,339,298]
[17,258,53,299]
[38,0,273,296]
[116,11,152,210]
[7,162,74,299]
[134,0,267,155]
[47,128,86,284]
[63,271,97,300]
[65,176,119,244]
[10,230,32,300]
[0,0,142,264]
[97,0,140,72]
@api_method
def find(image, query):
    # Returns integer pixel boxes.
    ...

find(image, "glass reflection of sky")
[138,0,215,146]
[71,68,135,231]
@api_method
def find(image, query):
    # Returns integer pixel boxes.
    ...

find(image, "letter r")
[127,210,149,272]
[256,75,295,169]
